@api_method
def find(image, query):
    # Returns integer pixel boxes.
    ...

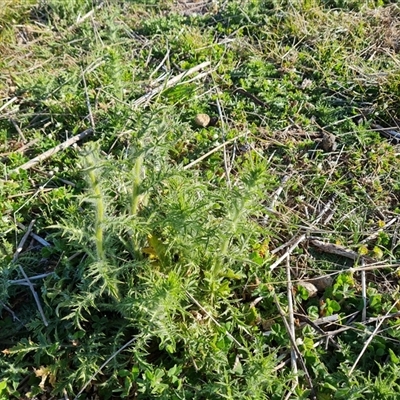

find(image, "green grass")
[1,0,400,398]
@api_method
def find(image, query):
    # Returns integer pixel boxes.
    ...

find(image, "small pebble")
[308,275,333,291]
[237,143,252,153]
[194,113,211,127]
[321,132,337,152]
[297,281,318,298]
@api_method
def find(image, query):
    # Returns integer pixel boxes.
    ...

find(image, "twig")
[285,257,298,398]
[67,2,103,31]
[149,48,170,80]
[0,301,21,322]
[263,175,290,223]
[17,265,48,326]
[311,193,337,227]
[17,222,51,247]
[0,139,39,158]
[309,238,374,263]
[315,145,344,206]
[293,313,340,334]
[132,61,211,108]
[30,167,76,187]
[349,302,397,375]
[11,280,37,287]
[324,311,400,338]
[273,356,292,372]
[12,220,35,263]
[347,261,399,272]
[10,119,26,142]
[371,123,400,143]
[354,181,386,220]
[249,296,263,308]
[272,289,316,400]
[270,234,306,271]
[10,128,93,173]
[183,133,247,170]
[74,336,137,400]
[391,219,400,253]
[82,70,95,130]
[292,310,400,346]
[271,234,303,255]
[271,175,290,210]
[12,221,48,326]
[75,9,95,25]
[322,209,335,225]
[360,217,398,244]
[176,70,210,85]
[0,96,18,112]
[10,282,36,287]
[8,188,52,199]
[215,95,231,188]
[360,259,367,322]
[178,0,212,15]
[149,72,168,87]
[233,87,269,108]
[9,272,54,285]
[366,310,400,323]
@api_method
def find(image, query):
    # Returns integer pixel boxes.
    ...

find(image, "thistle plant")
[3,1,400,398]
[77,144,120,299]
[82,145,106,263]
[128,149,144,216]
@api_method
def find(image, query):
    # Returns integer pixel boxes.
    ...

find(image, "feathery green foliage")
[1,0,400,398]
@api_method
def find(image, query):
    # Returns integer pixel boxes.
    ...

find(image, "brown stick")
[0,139,39,158]
[10,119,26,142]
[132,61,211,108]
[12,220,35,263]
[183,133,247,170]
[285,257,299,398]
[360,217,398,244]
[17,222,51,247]
[263,175,290,224]
[371,123,400,143]
[309,238,374,263]
[233,87,269,108]
[74,335,137,400]
[272,289,316,400]
[0,96,18,112]
[360,259,367,322]
[10,128,93,173]
[67,2,104,31]
[12,221,49,326]
[270,234,307,271]
[349,302,398,375]
[0,301,21,322]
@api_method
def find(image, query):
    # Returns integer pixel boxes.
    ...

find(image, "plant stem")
[131,154,143,216]
[87,153,105,262]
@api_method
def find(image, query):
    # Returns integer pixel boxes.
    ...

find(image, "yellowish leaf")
[358,244,369,256]
[372,246,383,259]
[34,366,56,389]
